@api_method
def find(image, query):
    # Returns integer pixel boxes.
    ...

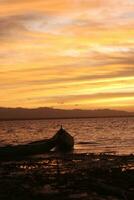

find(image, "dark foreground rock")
[0,153,133,200]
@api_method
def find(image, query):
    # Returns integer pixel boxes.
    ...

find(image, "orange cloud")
[0,0,134,110]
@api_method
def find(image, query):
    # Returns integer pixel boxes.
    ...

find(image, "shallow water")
[0,117,134,154]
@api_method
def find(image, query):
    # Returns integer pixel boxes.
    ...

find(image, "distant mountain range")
[0,107,134,120]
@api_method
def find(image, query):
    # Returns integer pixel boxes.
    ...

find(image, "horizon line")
[0,106,134,113]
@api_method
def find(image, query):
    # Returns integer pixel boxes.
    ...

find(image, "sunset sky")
[0,0,134,111]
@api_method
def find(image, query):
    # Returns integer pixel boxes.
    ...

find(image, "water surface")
[0,117,134,154]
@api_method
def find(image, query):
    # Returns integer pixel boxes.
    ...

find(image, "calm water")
[0,117,134,155]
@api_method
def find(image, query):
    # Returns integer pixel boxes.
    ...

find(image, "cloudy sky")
[0,0,134,111]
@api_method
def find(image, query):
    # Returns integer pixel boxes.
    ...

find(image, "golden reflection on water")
[0,118,134,154]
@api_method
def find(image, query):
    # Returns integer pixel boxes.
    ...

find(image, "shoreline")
[0,153,133,200]
[0,151,134,162]
[0,115,134,121]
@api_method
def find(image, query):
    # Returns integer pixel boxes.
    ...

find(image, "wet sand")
[0,153,134,200]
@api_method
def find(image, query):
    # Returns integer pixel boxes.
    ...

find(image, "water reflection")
[0,117,134,154]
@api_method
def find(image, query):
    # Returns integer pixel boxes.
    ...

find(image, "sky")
[0,0,134,111]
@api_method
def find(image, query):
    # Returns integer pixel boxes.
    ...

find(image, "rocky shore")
[0,153,133,200]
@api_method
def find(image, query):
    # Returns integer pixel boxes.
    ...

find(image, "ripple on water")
[0,117,134,154]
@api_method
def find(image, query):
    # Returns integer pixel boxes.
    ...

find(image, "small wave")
[78,141,98,145]
[6,129,14,133]
[95,127,104,130]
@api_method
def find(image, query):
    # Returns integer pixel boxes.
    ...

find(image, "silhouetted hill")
[0,107,133,120]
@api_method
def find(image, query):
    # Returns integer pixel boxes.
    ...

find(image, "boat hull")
[0,127,74,159]
[0,139,55,159]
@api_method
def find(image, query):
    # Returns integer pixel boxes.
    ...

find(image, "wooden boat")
[0,126,74,159]
[0,138,55,159]
[52,126,74,152]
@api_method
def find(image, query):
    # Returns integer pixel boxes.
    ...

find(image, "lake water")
[0,117,134,155]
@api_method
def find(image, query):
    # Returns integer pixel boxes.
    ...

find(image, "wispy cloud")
[0,0,134,110]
